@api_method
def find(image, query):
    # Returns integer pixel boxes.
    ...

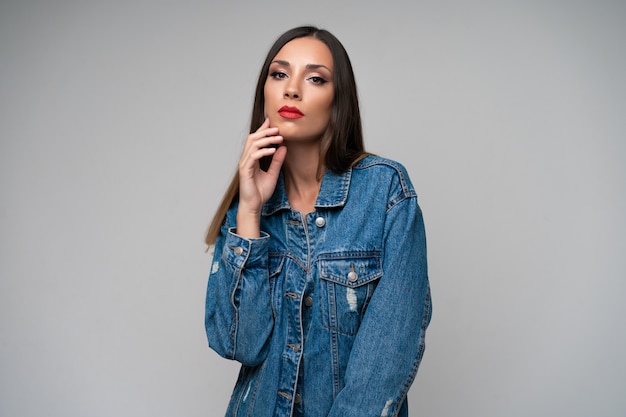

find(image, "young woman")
[205,26,431,417]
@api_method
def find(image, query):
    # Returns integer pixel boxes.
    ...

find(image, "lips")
[278,105,304,119]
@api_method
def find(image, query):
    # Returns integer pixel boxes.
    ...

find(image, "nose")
[284,79,301,100]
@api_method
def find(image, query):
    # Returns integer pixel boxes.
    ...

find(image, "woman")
[205,26,431,417]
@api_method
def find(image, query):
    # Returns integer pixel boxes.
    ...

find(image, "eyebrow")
[271,60,331,71]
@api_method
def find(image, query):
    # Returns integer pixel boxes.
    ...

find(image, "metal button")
[304,296,313,307]
[347,271,358,282]
[233,246,244,256]
[294,393,302,404]
[314,217,326,227]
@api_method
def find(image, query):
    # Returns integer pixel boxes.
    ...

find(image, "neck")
[282,141,323,213]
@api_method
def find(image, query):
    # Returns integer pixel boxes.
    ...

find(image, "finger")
[243,134,282,158]
[244,128,279,152]
[240,146,278,169]
[252,135,283,149]
[248,118,273,139]
[250,127,279,142]
[265,146,287,179]
[255,117,271,132]
[240,135,283,165]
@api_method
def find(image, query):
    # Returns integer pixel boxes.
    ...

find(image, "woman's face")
[264,37,334,142]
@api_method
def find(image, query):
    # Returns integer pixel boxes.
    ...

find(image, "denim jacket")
[205,156,431,417]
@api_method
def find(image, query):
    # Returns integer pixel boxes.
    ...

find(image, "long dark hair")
[206,26,367,245]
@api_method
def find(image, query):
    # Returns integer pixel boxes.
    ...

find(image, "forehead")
[272,37,333,69]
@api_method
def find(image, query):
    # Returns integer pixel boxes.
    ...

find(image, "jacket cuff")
[222,227,270,268]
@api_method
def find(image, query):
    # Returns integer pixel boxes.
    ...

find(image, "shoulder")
[349,155,418,212]
[353,155,412,180]
[352,155,417,199]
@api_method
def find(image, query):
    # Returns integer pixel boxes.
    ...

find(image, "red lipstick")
[278,105,304,119]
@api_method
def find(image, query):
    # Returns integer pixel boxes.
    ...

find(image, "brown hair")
[205,26,367,245]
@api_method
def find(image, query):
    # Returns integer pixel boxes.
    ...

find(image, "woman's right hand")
[236,118,287,238]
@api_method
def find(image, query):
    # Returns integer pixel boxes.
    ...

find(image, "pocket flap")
[319,252,382,288]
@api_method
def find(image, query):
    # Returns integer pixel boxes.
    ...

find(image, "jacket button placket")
[279,211,308,416]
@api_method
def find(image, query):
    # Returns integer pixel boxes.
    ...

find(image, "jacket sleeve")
[327,191,432,417]
[204,205,274,366]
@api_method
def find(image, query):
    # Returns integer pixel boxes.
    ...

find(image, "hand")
[236,119,287,236]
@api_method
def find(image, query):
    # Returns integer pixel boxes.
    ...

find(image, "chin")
[272,120,300,135]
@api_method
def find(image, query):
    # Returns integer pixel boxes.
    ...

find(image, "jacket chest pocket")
[319,252,383,336]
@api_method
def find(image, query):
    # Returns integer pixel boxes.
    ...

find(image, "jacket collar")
[262,168,352,216]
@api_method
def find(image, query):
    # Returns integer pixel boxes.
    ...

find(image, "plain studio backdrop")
[1,1,624,416]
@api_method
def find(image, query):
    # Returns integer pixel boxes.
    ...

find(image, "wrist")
[236,210,262,239]
[237,201,262,217]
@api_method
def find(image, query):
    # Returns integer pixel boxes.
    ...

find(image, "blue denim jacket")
[205,156,431,417]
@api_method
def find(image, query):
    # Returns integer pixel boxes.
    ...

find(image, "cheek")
[320,97,333,122]
[263,93,273,119]
[263,84,274,108]
[321,91,334,113]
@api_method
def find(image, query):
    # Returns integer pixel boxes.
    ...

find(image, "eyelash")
[309,76,328,85]
[270,71,287,80]
[269,71,328,85]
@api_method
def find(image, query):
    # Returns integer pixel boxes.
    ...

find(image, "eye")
[270,71,287,80]
[309,76,328,85]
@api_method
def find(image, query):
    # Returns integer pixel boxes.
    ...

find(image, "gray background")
[1,1,625,416]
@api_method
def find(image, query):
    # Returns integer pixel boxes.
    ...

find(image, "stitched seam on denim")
[399,287,431,403]
[228,266,242,360]
[315,168,352,208]
[353,157,414,194]
[353,157,417,210]
[330,315,341,396]
[231,366,248,416]
[386,193,417,214]
[317,252,383,335]
[317,250,382,260]
[245,361,266,416]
